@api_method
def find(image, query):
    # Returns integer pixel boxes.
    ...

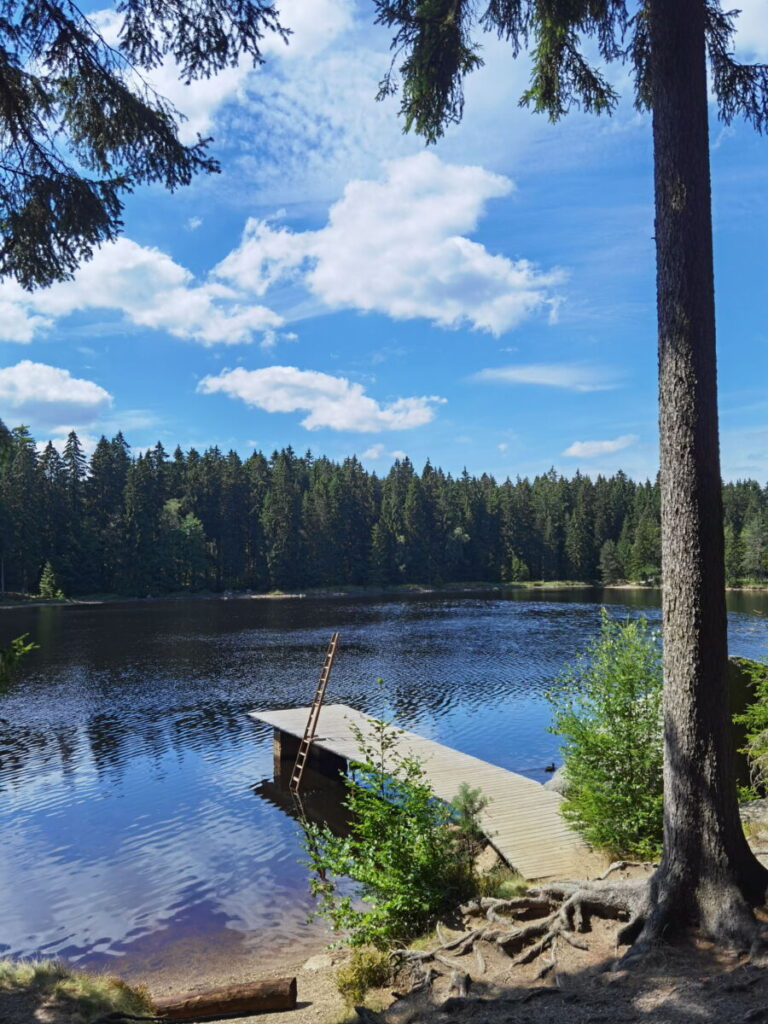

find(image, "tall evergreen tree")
[5,427,42,592]
[372,0,768,950]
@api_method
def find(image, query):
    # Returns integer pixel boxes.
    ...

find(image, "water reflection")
[0,589,766,969]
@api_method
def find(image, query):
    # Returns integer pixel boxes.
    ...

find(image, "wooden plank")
[249,704,587,879]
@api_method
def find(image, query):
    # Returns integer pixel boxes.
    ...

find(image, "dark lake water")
[1,588,767,977]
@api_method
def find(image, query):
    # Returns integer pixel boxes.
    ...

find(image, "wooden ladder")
[289,632,340,794]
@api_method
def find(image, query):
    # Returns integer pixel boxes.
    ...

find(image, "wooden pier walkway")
[250,704,588,881]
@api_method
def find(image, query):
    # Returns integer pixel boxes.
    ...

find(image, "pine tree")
[0,2,287,289]
[598,539,622,586]
[38,561,64,599]
[372,0,768,954]
[5,427,42,593]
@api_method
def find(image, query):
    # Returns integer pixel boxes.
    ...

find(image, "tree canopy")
[374,0,768,139]
[0,0,286,288]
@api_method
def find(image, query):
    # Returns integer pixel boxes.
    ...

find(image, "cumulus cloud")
[562,434,639,458]
[0,362,112,427]
[474,363,619,392]
[216,153,564,335]
[197,366,445,432]
[0,238,283,346]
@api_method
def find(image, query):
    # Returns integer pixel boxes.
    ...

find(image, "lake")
[1,588,767,977]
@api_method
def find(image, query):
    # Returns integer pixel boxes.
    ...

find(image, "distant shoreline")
[1,579,765,612]
[0,580,599,610]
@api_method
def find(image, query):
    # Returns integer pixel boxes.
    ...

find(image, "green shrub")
[546,609,663,859]
[0,633,38,688]
[302,709,482,949]
[732,658,768,796]
[335,948,391,1004]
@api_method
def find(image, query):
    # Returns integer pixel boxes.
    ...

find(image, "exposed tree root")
[594,859,658,881]
[397,870,768,986]
[397,878,648,975]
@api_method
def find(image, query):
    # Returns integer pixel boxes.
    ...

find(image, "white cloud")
[216,153,564,334]
[93,9,252,145]
[360,443,408,460]
[187,216,203,231]
[362,443,385,459]
[0,238,283,346]
[497,442,508,452]
[731,0,768,60]
[198,366,445,432]
[93,1,355,151]
[261,0,355,60]
[562,434,639,458]
[0,362,112,427]
[474,363,619,392]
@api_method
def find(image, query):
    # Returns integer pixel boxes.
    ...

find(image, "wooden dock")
[250,704,589,881]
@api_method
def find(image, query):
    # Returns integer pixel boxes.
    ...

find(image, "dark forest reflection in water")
[0,588,766,970]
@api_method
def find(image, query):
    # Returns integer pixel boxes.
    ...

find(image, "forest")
[1,419,766,598]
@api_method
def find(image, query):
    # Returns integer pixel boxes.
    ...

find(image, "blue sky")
[1,0,767,482]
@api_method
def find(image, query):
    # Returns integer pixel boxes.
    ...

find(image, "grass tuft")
[335,948,391,1005]
[477,865,529,899]
[0,958,154,1023]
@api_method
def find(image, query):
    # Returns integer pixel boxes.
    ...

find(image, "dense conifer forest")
[0,420,765,597]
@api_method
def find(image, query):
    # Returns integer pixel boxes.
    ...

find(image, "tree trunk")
[639,0,768,946]
[152,976,297,1020]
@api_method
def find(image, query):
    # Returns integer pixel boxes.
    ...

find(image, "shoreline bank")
[0,580,649,612]
[2,579,766,613]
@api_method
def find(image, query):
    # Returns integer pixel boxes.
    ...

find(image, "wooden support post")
[273,729,300,784]
[273,727,347,788]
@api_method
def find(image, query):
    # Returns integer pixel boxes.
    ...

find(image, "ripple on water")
[0,590,766,970]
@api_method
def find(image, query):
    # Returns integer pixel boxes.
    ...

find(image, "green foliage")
[0,633,38,688]
[598,539,622,585]
[335,948,391,1005]
[303,708,482,949]
[732,659,768,794]
[0,2,287,289]
[372,2,768,143]
[546,610,664,859]
[38,561,65,600]
[0,957,152,1023]
[5,422,768,599]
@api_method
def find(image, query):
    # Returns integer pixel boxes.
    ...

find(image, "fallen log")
[152,977,297,1021]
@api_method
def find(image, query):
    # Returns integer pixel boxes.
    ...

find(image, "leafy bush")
[732,658,768,797]
[546,609,663,859]
[0,633,38,688]
[302,712,482,949]
[335,948,391,1004]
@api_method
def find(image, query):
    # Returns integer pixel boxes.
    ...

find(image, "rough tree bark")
[627,0,768,949]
